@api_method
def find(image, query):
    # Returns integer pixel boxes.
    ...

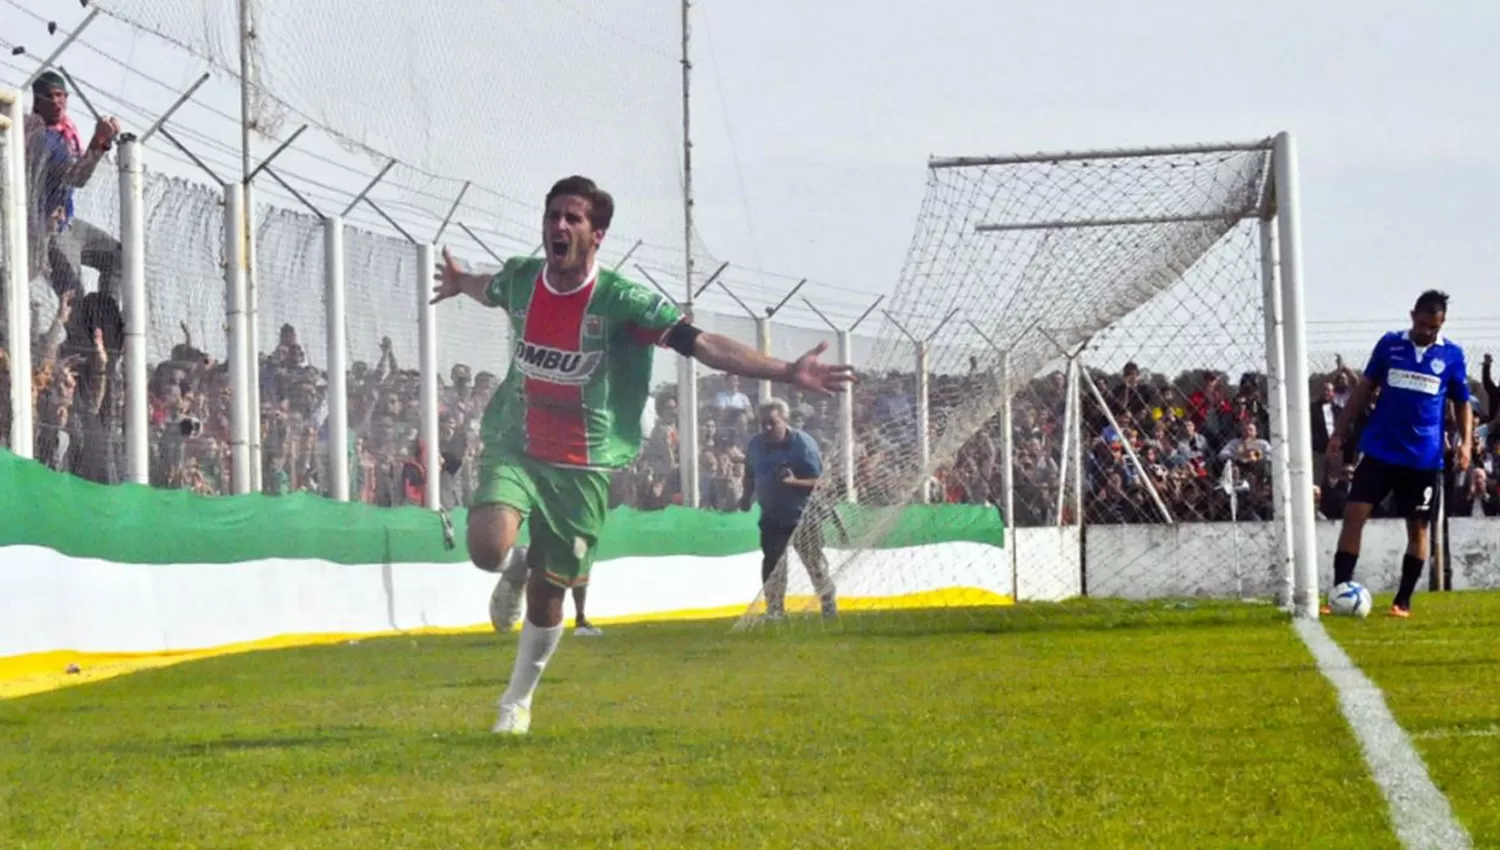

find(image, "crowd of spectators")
[4,298,1500,528]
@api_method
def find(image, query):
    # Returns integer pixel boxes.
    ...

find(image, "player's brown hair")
[546,176,614,232]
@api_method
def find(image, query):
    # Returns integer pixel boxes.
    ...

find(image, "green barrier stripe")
[0,450,1003,566]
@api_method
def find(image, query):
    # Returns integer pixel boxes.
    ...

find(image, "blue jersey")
[1358,331,1470,471]
[745,429,822,527]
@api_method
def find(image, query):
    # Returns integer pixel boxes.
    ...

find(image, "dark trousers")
[759,518,835,615]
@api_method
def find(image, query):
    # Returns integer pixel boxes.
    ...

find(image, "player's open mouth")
[549,240,568,258]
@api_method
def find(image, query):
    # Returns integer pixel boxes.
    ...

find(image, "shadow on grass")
[737,600,1294,641]
[108,726,378,757]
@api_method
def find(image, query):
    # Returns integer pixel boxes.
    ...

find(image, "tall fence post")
[1055,355,1076,525]
[804,295,880,504]
[835,328,855,500]
[759,278,806,405]
[346,165,450,509]
[416,243,440,509]
[244,181,263,492]
[966,318,1011,537]
[754,317,772,404]
[915,341,931,503]
[325,215,349,501]
[224,182,252,494]
[1,88,31,459]
[1070,354,1084,528]
[118,134,149,484]
[642,261,728,510]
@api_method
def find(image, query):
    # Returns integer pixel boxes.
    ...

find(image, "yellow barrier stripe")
[1,589,1011,700]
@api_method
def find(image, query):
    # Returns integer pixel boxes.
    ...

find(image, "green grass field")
[1325,590,1500,848]
[1,598,1497,849]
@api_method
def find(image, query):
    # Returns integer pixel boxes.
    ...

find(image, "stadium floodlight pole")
[679,0,701,510]
[234,121,310,494]
[237,0,267,491]
[0,87,30,459]
[1257,209,1295,609]
[1077,351,1175,525]
[804,295,882,503]
[366,195,441,510]
[1272,131,1320,618]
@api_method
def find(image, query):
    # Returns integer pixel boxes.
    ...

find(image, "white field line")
[1294,618,1472,850]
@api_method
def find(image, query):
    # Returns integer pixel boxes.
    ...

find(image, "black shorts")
[1347,454,1441,520]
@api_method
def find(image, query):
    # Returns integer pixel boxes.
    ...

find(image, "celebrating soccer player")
[1325,290,1473,618]
[431,176,856,735]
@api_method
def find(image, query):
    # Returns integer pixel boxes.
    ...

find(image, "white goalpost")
[736,133,1319,628]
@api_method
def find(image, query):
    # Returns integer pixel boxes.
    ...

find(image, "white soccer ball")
[1328,581,1373,618]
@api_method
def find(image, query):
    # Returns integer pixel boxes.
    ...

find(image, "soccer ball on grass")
[1328,581,1373,618]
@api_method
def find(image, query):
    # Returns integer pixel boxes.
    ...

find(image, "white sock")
[499,619,563,710]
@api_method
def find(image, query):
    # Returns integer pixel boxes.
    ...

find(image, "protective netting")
[735,143,1281,626]
[93,0,684,247]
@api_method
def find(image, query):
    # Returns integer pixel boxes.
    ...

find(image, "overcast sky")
[3,0,1498,366]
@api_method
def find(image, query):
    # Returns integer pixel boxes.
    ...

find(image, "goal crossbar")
[928,138,1274,170]
[974,209,1260,234]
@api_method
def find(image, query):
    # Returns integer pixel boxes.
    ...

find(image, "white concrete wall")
[0,542,1013,659]
[1079,518,1497,600]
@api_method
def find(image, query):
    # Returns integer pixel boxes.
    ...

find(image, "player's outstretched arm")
[430,246,498,307]
[680,330,856,396]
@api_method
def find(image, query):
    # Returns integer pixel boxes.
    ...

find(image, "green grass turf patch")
[1323,589,1500,848]
[1,602,1390,849]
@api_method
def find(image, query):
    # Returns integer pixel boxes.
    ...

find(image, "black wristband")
[663,322,702,358]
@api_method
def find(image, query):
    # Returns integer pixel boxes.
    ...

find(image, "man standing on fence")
[741,398,837,619]
[430,175,854,736]
[25,70,122,303]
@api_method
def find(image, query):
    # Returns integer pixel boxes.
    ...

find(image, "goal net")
[737,138,1315,627]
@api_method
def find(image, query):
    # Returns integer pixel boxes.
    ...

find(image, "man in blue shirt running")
[741,398,837,619]
[1326,290,1473,618]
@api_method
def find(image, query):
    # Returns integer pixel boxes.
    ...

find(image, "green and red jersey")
[479,256,683,469]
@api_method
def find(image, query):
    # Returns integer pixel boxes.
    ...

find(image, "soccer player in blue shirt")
[741,398,837,618]
[1325,290,1473,618]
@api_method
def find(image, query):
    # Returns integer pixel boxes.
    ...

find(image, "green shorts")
[474,451,611,589]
